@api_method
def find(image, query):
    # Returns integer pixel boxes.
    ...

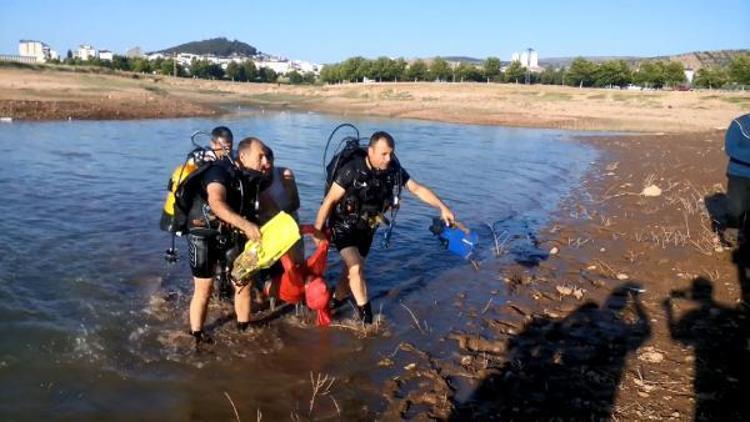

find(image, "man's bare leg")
[339,246,367,306]
[234,283,251,330]
[190,277,213,332]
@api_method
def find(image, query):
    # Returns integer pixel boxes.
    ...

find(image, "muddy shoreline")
[373,129,748,420]
[1,66,748,133]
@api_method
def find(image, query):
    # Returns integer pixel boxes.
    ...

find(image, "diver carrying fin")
[314,125,457,324]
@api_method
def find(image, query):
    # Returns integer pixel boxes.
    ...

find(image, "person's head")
[210,126,234,158]
[262,145,275,175]
[367,131,395,171]
[237,137,271,173]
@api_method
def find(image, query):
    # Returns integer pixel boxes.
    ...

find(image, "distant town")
[2,39,748,90]
[9,39,323,76]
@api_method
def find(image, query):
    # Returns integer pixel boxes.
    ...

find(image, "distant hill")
[422,49,749,70]
[540,49,749,69]
[154,37,259,57]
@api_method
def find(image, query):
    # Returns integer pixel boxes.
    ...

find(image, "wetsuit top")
[187,157,270,229]
[726,114,750,178]
[331,155,410,227]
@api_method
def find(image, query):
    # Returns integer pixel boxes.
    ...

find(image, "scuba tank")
[160,161,198,234]
[160,131,214,262]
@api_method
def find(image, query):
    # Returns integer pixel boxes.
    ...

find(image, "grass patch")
[143,85,167,95]
[541,92,573,101]
[722,96,750,105]
[587,93,607,100]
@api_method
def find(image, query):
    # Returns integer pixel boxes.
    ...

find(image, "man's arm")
[405,178,455,226]
[314,182,347,236]
[206,182,261,241]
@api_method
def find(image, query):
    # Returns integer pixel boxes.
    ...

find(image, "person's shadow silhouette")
[664,277,750,421]
[452,282,651,420]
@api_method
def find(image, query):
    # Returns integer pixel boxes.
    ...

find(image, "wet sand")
[2,65,748,420]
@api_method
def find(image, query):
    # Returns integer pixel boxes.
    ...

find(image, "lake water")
[0,111,597,420]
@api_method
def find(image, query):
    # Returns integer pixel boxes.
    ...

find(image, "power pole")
[525,47,532,85]
[173,52,177,77]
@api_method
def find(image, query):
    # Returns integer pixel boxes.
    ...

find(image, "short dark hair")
[264,145,275,162]
[369,131,395,148]
[211,126,233,143]
[237,137,264,154]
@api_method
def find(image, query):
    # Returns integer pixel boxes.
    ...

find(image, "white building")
[99,50,113,61]
[18,40,52,62]
[510,48,542,72]
[684,68,695,84]
[77,44,97,61]
[254,59,292,75]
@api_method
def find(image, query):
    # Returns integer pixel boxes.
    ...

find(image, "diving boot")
[357,302,373,324]
[190,329,214,349]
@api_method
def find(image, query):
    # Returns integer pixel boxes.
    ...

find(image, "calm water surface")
[0,111,598,420]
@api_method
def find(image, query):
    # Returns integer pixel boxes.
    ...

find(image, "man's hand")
[440,207,456,227]
[312,227,326,246]
[240,220,261,242]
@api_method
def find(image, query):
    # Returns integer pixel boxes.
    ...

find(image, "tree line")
[46,51,319,84]
[321,55,750,89]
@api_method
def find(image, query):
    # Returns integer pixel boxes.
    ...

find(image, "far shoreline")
[1,66,747,134]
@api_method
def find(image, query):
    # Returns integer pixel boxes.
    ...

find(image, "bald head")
[237,137,271,173]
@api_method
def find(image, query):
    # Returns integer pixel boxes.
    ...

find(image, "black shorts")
[186,229,244,278]
[332,221,376,257]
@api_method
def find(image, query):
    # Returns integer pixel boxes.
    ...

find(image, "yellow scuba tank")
[231,211,301,284]
[159,161,198,233]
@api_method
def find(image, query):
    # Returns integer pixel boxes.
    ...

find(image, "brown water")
[0,111,597,420]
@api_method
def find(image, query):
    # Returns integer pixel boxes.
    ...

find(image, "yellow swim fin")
[231,211,301,283]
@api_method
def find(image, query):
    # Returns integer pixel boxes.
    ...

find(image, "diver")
[186,136,275,344]
[313,130,456,324]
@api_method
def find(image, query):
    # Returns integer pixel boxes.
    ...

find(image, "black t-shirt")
[333,155,409,218]
[191,158,269,225]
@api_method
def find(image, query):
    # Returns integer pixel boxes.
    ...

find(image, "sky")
[1,0,748,63]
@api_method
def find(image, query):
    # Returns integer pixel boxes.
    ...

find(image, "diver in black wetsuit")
[185,137,274,343]
[313,131,456,323]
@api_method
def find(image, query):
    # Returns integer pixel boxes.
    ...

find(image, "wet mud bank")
[366,130,750,420]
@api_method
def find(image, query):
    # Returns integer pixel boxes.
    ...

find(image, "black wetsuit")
[186,157,269,278]
[330,155,409,257]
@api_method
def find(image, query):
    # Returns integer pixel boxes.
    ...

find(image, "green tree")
[320,63,341,83]
[242,61,257,82]
[66,49,73,60]
[340,56,365,82]
[302,71,316,84]
[539,67,564,85]
[483,57,501,81]
[226,61,245,81]
[132,58,152,73]
[594,60,632,87]
[566,57,597,87]
[159,59,184,77]
[406,59,428,81]
[288,70,304,84]
[729,54,750,85]
[663,61,686,86]
[258,67,277,83]
[504,60,525,83]
[693,67,729,89]
[454,62,481,82]
[111,55,131,71]
[392,58,407,81]
[429,57,451,81]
